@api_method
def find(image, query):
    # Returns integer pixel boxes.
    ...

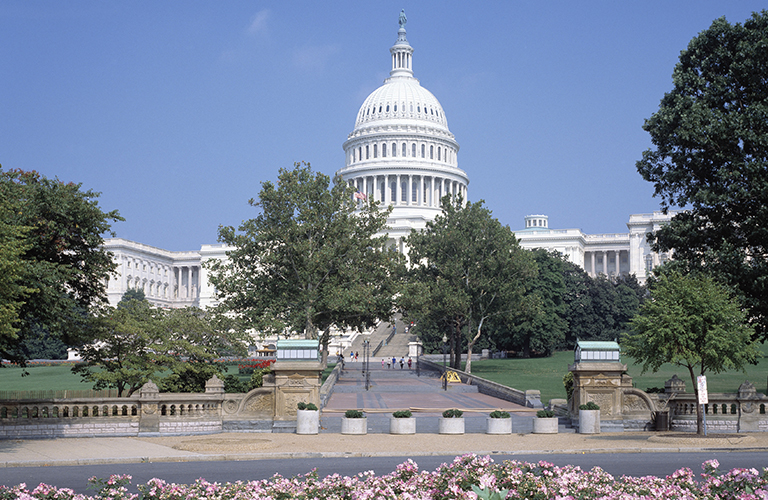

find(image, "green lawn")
[465,342,768,405]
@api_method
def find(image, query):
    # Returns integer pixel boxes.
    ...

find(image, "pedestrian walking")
[399,357,404,369]
[392,356,396,369]
[407,357,412,369]
[381,358,385,369]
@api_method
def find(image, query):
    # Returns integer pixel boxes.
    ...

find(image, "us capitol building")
[103,13,672,310]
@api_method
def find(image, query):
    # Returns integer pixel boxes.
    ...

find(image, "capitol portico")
[102,12,673,310]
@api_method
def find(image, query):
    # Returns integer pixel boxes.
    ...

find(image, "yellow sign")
[441,371,461,383]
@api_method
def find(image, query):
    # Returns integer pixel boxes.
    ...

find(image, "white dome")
[354,78,450,133]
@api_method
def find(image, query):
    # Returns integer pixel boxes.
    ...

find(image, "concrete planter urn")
[341,410,367,435]
[578,404,601,434]
[390,410,416,434]
[296,404,319,435]
[390,417,416,434]
[532,417,559,434]
[486,410,512,434]
[439,409,465,435]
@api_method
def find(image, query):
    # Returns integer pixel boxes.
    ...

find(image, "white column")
[407,175,412,205]
[615,251,620,276]
[602,252,608,275]
[396,174,401,205]
[419,176,424,206]
[385,175,391,205]
[590,252,596,277]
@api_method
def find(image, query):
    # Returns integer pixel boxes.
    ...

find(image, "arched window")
[438,147,441,161]
[401,180,408,202]
[386,104,390,112]
[430,145,434,159]
[373,144,378,158]
[366,145,369,159]
[382,143,386,157]
[421,144,425,158]
[394,104,397,112]
[412,143,416,157]
[390,181,397,202]
[402,143,407,157]
[392,143,397,157]
[358,147,362,161]
[412,181,418,203]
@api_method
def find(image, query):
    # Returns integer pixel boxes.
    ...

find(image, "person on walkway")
[386,359,390,369]
[381,358,385,369]
[392,356,397,369]
[399,357,404,369]
[407,357,412,369]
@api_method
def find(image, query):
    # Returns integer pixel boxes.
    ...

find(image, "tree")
[401,196,537,373]
[636,11,768,340]
[623,271,758,435]
[207,162,404,360]
[72,294,165,397]
[504,250,568,357]
[0,167,122,364]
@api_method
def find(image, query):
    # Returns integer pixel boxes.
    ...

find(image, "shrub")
[392,410,412,418]
[344,409,364,418]
[442,408,463,418]
[489,410,510,418]
[563,371,574,401]
[579,402,600,411]
[537,409,555,418]
[297,402,318,411]
[645,386,665,394]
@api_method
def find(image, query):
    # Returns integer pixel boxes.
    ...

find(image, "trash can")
[654,410,669,431]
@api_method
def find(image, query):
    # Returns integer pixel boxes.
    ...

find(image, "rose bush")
[2,455,766,500]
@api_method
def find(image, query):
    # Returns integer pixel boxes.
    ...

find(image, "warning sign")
[441,371,461,383]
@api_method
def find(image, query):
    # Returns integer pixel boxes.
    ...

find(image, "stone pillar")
[396,174,401,205]
[602,251,608,275]
[615,251,620,276]
[419,176,424,206]
[272,360,323,430]
[138,380,161,434]
[569,361,629,428]
[590,252,596,277]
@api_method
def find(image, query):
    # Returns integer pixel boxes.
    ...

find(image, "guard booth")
[569,340,629,427]
[272,340,323,430]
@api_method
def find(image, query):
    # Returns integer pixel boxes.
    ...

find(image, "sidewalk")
[2,431,767,468]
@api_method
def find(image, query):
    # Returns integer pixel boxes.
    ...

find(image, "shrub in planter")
[342,409,367,434]
[390,409,416,434]
[296,402,319,435]
[439,408,465,434]
[578,402,600,434]
[533,409,558,434]
[442,408,463,418]
[579,402,600,411]
[486,410,511,434]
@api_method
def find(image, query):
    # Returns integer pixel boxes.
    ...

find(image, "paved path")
[321,359,536,433]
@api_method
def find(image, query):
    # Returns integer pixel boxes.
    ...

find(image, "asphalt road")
[1,452,766,495]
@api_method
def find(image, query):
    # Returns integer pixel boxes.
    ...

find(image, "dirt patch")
[138,434,279,454]
[647,433,756,446]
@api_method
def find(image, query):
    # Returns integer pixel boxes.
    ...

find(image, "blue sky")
[2,2,765,251]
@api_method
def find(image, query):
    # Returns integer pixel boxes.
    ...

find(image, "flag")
[354,191,367,201]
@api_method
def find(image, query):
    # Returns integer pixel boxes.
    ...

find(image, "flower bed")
[2,456,766,500]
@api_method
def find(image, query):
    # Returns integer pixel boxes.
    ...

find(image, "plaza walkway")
[320,358,538,433]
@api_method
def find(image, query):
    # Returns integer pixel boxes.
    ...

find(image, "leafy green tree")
[402,196,537,373]
[72,294,165,397]
[504,250,568,357]
[623,271,758,435]
[636,11,768,340]
[207,162,404,361]
[0,167,122,364]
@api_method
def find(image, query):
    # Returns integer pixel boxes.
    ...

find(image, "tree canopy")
[207,162,404,357]
[401,196,537,373]
[623,271,758,435]
[636,11,768,340]
[0,168,122,364]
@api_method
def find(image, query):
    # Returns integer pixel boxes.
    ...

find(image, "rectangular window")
[373,144,377,158]
[366,146,369,159]
[402,143,407,156]
[382,144,386,157]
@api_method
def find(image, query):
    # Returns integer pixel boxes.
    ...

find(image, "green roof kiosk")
[272,339,324,432]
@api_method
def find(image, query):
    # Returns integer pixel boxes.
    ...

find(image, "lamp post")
[363,340,370,391]
[442,334,448,391]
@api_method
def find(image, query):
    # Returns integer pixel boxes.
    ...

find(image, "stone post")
[138,380,160,434]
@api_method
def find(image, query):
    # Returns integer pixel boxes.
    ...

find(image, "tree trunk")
[464,318,484,374]
[688,366,705,435]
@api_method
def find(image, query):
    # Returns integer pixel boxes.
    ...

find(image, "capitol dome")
[337,12,469,252]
